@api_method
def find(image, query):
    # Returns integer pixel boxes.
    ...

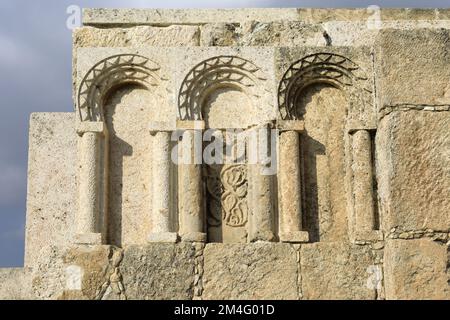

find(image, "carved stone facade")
[0,8,449,300]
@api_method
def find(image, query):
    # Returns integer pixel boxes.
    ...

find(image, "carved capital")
[277,120,305,132]
[177,120,206,131]
[149,121,176,134]
[76,121,106,136]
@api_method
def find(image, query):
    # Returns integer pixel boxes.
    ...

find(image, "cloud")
[0,162,27,207]
[0,32,38,68]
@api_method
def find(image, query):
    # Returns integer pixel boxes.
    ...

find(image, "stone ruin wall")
[0,8,449,300]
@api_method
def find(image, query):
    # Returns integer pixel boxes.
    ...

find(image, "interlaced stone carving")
[278,53,372,121]
[77,54,161,122]
[205,165,249,228]
[178,56,267,121]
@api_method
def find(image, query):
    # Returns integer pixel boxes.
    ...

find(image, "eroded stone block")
[375,29,450,107]
[384,239,449,300]
[0,268,33,300]
[376,110,450,232]
[202,243,298,300]
[120,244,196,300]
[31,245,115,300]
[300,242,377,300]
[25,113,78,268]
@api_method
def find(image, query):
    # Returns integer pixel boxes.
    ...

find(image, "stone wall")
[1,8,449,300]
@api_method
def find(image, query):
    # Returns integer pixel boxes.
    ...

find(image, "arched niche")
[278,53,372,242]
[76,54,166,246]
[178,56,270,243]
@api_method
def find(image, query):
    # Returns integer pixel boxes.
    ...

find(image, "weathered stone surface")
[83,8,450,26]
[202,243,298,300]
[300,242,377,300]
[74,25,200,47]
[25,113,78,268]
[120,244,196,300]
[31,245,115,300]
[0,268,33,300]
[83,8,301,25]
[377,110,450,232]
[384,239,449,300]
[375,29,450,107]
[200,22,327,47]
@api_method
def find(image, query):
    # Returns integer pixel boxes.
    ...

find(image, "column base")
[280,231,310,243]
[181,232,207,243]
[249,231,277,243]
[74,233,103,245]
[148,232,178,243]
[353,230,384,243]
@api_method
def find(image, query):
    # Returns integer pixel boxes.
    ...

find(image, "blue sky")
[0,0,449,267]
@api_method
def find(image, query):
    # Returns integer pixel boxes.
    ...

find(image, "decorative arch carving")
[178,56,268,121]
[77,54,161,122]
[278,53,372,120]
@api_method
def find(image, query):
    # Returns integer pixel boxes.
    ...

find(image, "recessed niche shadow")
[295,83,349,242]
[104,83,154,246]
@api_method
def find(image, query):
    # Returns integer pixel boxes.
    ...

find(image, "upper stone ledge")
[83,8,450,26]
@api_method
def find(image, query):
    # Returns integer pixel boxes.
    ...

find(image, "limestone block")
[74,26,200,48]
[31,245,115,300]
[0,268,33,300]
[376,110,450,232]
[202,243,298,300]
[375,29,450,107]
[300,242,377,300]
[83,9,450,26]
[25,113,78,268]
[83,8,301,25]
[384,239,449,300]
[200,22,326,47]
[120,244,196,300]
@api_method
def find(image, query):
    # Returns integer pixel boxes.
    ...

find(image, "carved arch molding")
[77,54,162,122]
[178,55,269,121]
[278,52,372,121]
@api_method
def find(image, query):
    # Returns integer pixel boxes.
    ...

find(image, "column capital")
[276,120,305,132]
[149,121,176,134]
[176,120,206,130]
[76,121,107,136]
[347,120,377,134]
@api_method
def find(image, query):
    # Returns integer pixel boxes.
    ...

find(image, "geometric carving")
[178,56,267,121]
[205,164,248,228]
[278,53,372,121]
[77,54,161,122]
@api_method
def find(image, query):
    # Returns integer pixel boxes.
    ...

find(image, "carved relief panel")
[205,164,249,243]
[178,52,273,243]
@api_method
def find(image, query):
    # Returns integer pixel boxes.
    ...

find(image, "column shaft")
[151,131,172,234]
[179,129,206,242]
[77,131,102,244]
[352,129,376,233]
[248,126,275,242]
[278,130,309,243]
[279,131,302,230]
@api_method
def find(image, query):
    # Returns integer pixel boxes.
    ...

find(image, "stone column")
[247,124,276,242]
[148,122,178,243]
[278,120,309,243]
[178,121,206,243]
[76,122,106,245]
[352,129,376,234]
